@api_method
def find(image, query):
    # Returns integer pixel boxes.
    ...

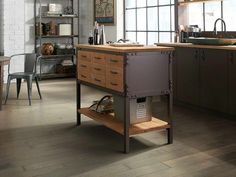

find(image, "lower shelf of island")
[78,108,170,136]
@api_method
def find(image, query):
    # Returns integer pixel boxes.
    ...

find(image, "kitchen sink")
[186,37,236,45]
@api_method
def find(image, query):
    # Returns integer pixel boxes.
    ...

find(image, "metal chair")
[4,53,42,105]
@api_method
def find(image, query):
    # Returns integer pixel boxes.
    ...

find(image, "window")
[125,0,176,45]
[188,0,236,31]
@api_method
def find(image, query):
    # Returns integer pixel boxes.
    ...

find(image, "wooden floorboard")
[0,79,235,177]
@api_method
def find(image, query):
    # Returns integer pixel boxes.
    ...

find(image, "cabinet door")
[176,47,199,105]
[200,49,227,113]
[228,51,236,115]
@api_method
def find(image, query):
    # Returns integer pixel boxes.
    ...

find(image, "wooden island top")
[77,44,174,53]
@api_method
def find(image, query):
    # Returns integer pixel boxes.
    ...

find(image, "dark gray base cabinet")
[199,49,228,113]
[175,48,199,106]
[228,51,236,115]
[174,47,235,115]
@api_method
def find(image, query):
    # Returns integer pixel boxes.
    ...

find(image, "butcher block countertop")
[156,43,236,51]
[77,44,174,53]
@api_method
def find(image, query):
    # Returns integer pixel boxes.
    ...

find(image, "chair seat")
[9,72,34,78]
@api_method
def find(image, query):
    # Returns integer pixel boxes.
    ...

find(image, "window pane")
[188,3,204,30]
[148,7,158,30]
[126,9,136,30]
[223,0,236,31]
[147,0,157,6]
[159,32,170,42]
[137,8,146,30]
[205,2,221,31]
[137,32,147,45]
[148,32,158,45]
[159,6,170,31]
[126,32,136,42]
[126,0,136,8]
[159,0,171,5]
[171,5,175,31]
[137,0,146,8]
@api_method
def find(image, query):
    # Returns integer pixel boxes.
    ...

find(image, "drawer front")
[92,53,106,65]
[78,51,91,62]
[106,67,123,79]
[106,55,124,68]
[92,64,106,75]
[106,78,124,92]
[78,71,91,83]
[92,74,106,87]
[78,61,91,73]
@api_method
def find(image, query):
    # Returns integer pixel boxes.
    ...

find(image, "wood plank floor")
[0,79,235,177]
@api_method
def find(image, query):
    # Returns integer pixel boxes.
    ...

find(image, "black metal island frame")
[76,44,175,153]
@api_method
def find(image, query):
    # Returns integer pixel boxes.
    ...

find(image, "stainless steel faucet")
[213,18,226,35]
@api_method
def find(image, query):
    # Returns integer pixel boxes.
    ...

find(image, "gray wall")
[79,0,121,44]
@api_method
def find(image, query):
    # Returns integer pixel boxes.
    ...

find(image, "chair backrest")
[9,53,38,74]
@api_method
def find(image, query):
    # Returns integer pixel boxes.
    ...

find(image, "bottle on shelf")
[99,25,106,45]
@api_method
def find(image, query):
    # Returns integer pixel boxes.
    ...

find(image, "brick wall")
[2,0,25,82]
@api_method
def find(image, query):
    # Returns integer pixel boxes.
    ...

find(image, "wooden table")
[0,57,10,110]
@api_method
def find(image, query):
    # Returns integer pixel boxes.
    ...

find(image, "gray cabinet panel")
[176,48,199,105]
[200,49,227,113]
[228,52,236,115]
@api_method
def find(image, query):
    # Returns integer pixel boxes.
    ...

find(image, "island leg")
[77,80,81,126]
[124,96,130,153]
[167,93,173,144]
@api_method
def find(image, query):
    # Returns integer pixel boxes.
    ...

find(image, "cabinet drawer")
[78,51,91,62]
[78,61,91,73]
[106,78,124,92]
[78,71,91,83]
[106,55,124,68]
[92,53,106,64]
[106,67,123,79]
[92,64,106,75]
[92,74,106,87]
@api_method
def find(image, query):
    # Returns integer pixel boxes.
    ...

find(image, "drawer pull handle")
[94,78,101,82]
[94,57,102,60]
[81,55,87,58]
[94,68,101,71]
[110,82,118,86]
[110,59,118,63]
[81,65,87,68]
[110,71,118,74]
[81,75,87,78]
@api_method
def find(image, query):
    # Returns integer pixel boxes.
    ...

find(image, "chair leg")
[16,78,22,99]
[4,76,11,105]
[26,77,32,106]
[35,76,42,99]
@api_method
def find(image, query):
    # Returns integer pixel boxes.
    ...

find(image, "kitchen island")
[76,44,174,153]
[157,43,236,116]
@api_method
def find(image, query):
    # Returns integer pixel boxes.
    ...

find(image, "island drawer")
[106,67,123,79]
[92,74,106,87]
[78,71,91,83]
[92,64,106,75]
[106,55,124,68]
[106,78,123,92]
[92,53,106,65]
[78,61,91,73]
[78,51,91,62]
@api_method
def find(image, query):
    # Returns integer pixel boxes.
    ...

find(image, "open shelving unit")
[34,0,79,79]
